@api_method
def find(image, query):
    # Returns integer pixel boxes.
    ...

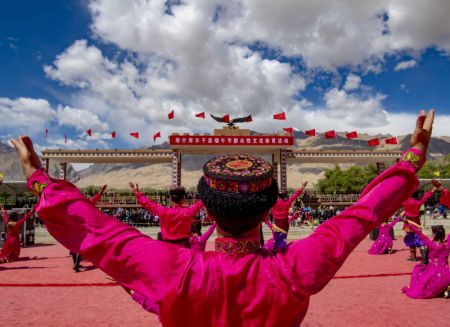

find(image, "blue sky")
[1,0,450,151]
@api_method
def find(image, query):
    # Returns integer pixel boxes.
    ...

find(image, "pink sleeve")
[28,169,190,306]
[16,209,34,227]
[387,215,403,228]
[90,192,102,205]
[280,159,419,296]
[418,191,433,205]
[2,207,8,224]
[287,188,304,206]
[408,224,436,249]
[186,200,204,216]
[198,223,216,244]
[134,191,167,217]
[264,219,274,231]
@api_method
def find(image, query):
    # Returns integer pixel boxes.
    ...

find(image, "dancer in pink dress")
[402,221,450,298]
[190,223,216,253]
[368,214,403,255]
[0,205,34,263]
[270,182,307,251]
[11,109,435,326]
[402,186,438,262]
[130,182,204,248]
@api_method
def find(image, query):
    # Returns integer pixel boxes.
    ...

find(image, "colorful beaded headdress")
[203,154,274,194]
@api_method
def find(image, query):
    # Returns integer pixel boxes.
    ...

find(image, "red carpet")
[0,237,448,326]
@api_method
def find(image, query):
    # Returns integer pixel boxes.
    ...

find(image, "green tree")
[317,165,378,194]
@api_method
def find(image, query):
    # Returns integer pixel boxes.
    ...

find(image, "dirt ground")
[0,229,448,326]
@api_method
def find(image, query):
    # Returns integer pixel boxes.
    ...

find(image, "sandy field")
[0,227,449,326]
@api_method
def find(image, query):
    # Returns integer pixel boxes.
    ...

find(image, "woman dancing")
[402,186,438,262]
[402,221,450,298]
[129,182,204,248]
[0,204,34,263]
[368,213,404,255]
[190,222,216,253]
[11,110,435,326]
[270,182,307,251]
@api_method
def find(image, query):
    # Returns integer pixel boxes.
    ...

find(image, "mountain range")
[1,133,449,190]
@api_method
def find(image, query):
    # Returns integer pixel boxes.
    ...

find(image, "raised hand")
[410,109,435,154]
[302,181,308,188]
[99,184,108,196]
[11,136,42,179]
[431,178,441,189]
[129,182,139,192]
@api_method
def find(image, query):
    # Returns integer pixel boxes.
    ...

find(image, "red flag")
[130,132,139,139]
[273,112,286,120]
[283,127,294,134]
[246,116,253,122]
[111,131,116,139]
[324,130,336,139]
[153,131,161,142]
[305,129,316,137]
[368,138,380,146]
[45,128,48,137]
[195,112,205,119]
[168,110,174,120]
[346,131,358,139]
[222,114,230,123]
[385,137,398,145]
[87,129,92,137]
[64,134,67,144]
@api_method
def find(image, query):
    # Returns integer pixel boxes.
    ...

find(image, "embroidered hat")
[203,154,273,194]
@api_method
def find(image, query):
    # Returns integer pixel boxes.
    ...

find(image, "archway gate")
[41,128,403,192]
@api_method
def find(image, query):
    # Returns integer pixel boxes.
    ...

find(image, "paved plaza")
[0,224,449,326]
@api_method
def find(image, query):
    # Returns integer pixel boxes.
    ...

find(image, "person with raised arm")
[190,222,216,253]
[129,182,204,248]
[402,220,450,298]
[270,181,308,251]
[11,109,434,326]
[368,212,404,255]
[402,185,439,262]
[0,204,34,263]
[90,184,107,205]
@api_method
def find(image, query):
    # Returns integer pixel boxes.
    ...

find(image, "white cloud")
[324,88,388,127]
[56,106,109,132]
[343,74,362,90]
[4,0,450,147]
[0,97,55,133]
[394,59,417,71]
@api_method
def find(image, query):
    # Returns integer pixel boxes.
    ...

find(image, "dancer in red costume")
[130,182,204,248]
[11,109,435,326]
[402,186,438,262]
[270,182,307,251]
[0,204,34,263]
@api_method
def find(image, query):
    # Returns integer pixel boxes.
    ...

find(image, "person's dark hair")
[278,191,288,201]
[157,232,163,241]
[169,187,186,204]
[197,177,278,236]
[431,225,446,242]
[191,222,202,236]
[9,212,18,222]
